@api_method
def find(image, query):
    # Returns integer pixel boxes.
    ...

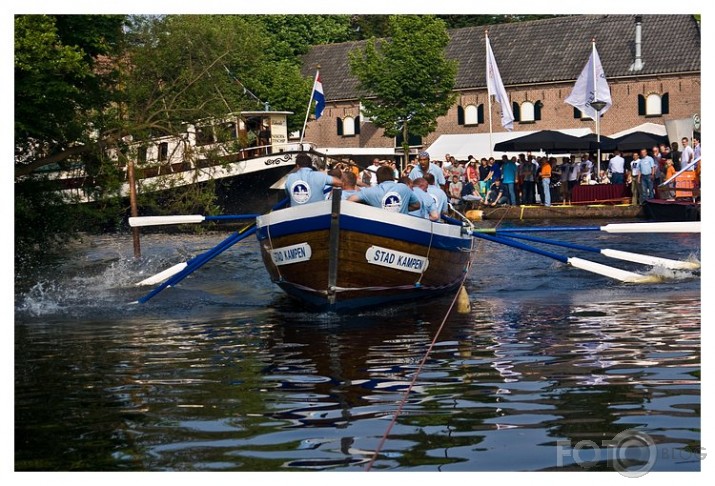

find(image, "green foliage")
[15,14,126,257]
[122,15,267,138]
[14,15,125,170]
[249,14,353,60]
[349,15,457,142]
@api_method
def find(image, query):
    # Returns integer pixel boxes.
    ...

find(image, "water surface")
[14,219,701,473]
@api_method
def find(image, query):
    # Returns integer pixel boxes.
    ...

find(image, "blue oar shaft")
[471,232,568,263]
[476,226,601,234]
[272,197,289,211]
[137,226,257,304]
[204,214,260,222]
[498,232,599,253]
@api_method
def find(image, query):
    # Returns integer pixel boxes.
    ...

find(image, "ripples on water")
[14,223,702,473]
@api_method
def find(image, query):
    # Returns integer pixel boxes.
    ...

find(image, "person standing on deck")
[579,153,594,184]
[285,154,342,206]
[629,152,641,206]
[539,158,552,207]
[664,159,676,199]
[638,148,655,202]
[478,158,491,197]
[568,156,580,204]
[348,166,420,214]
[693,136,701,162]
[501,155,518,205]
[680,137,695,170]
[651,145,664,189]
[518,153,536,204]
[608,150,625,184]
[409,151,446,188]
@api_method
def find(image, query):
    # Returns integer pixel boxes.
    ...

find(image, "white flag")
[486,35,514,131]
[565,43,612,120]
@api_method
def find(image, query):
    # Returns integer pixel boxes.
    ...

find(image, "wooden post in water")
[127,158,141,258]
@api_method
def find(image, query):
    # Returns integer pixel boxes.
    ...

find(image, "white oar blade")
[135,262,188,286]
[567,257,653,283]
[129,215,205,227]
[601,249,700,270]
[601,222,700,234]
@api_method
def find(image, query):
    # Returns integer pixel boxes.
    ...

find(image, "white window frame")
[342,116,355,136]
[645,93,662,116]
[464,104,479,125]
[520,101,535,122]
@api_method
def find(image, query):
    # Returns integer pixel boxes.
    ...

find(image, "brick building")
[299,14,700,161]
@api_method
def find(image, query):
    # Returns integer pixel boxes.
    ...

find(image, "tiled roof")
[301,14,700,101]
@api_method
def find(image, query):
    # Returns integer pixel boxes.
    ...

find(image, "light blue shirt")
[408,162,446,186]
[351,181,419,214]
[638,155,655,176]
[285,167,335,206]
[409,187,438,219]
[426,185,449,214]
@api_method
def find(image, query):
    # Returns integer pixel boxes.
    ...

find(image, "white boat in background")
[33,110,315,206]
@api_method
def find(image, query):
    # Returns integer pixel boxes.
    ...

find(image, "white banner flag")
[486,35,514,131]
[565,43,612,120]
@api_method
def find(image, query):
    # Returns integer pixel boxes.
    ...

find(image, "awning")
[425,128,592,160]
[319,147,395,156]
[608,122,666,138]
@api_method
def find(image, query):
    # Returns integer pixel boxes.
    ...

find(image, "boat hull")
[256,200,473,310]
[644,199,701,221]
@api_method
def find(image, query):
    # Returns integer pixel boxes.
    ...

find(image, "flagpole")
[592,39,601,177]
[300,69,319,146]
[486,31,493,158]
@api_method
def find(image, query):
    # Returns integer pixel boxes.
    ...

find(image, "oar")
[470,232,653,283]
[472,221,700,234]
[134,197,289,286]
[498,232,699,270]
[660,156,700,186]
[131,225,258,304]
[135,223,254,286]
[129,214,260,227]
[128,196,289,228]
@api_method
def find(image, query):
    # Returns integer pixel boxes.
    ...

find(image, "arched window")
[646,93,662,116]
[464,104,479,125]
[342,116,355,136]
[520,101,535,122]
[458,104,484,125]
[638,93,669,117]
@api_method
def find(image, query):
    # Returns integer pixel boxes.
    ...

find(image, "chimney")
[631,15,644,71]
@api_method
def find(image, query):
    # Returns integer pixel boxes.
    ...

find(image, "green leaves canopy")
[349,15,457,140]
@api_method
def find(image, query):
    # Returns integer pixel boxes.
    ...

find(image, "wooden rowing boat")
[255,190,474,310]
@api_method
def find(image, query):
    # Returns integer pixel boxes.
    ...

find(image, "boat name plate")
[365,246,429,274]
[271,243,312,266]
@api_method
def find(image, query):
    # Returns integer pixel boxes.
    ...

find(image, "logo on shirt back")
[382,191,403,212]
[290,180,311,204]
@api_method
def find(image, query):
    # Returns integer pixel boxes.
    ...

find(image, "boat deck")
[465,203,644,221]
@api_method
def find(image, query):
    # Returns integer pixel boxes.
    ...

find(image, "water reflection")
[14,230,700,472]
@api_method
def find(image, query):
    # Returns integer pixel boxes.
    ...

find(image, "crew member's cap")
[418,151,430,159]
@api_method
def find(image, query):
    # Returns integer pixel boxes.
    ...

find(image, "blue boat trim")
[257,212,471,251]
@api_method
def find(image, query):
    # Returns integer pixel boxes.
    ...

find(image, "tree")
[14,14,125,177]
[15,14,313,256]
[349,15,457,161]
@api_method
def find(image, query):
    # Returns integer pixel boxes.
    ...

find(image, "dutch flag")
[312,72,325,120]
